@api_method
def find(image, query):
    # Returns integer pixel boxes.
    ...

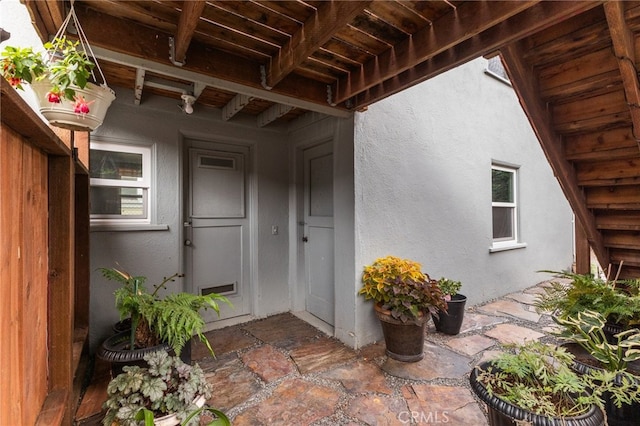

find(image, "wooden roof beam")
[171,1,205,66]
[603,1,640,151]
[499,43,609,270]
[353,1,603,109]
[23,0,64,42]
[333,0,540,105]
[264,1,370,89]
[71,6,351,116]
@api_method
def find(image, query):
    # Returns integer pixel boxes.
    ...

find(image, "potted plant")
[470,340,640,426]
[97,268,231,373]
[535,270,640,341]
[103,349,229,426]
[553,310,640,426]
[359,256,447,362]
[432,277,466,335]
[1,35,115,131]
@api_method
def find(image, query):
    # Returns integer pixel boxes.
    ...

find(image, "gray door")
[303,143,334,325]
[185,146,250,321]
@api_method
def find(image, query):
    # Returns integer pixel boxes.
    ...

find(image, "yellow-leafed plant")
[360,256,446,322]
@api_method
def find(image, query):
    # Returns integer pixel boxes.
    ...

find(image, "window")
[90,142,151,224]
[492,164,519,248]
[485,56,511,85]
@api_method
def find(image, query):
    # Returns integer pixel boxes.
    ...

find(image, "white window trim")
[491,164,524,251]
[90,140,154,227]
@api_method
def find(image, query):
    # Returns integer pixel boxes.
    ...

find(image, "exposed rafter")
[352,1,603,109]
[134,68,145,105]
[500,42,609,270]
[257,104,294,128]
[89,45,350,118]
[71,5,350,114]
[222,94,253,121]
[332,1,540,105]
[171,1,205,66]
[603,1,640,150]
[264,1,370,89]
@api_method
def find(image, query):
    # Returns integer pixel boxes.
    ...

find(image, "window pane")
[90,149,143,181]
[91,186,146,217]
[493,206,513,239]
[492,169,513,203]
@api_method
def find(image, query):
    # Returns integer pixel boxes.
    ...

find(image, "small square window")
[90,142,151,223]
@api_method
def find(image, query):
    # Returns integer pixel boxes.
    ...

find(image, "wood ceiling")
[20,1,640,278]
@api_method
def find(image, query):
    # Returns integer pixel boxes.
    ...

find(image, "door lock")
[184,239,192,246]
[302,236,308,242]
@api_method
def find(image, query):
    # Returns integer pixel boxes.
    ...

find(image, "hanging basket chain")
[49,2,108,87]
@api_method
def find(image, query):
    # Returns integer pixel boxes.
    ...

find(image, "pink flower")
[46,90,62,103]
[72,95,94,115]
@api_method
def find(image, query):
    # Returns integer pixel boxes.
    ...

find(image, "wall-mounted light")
[181,94,196,114]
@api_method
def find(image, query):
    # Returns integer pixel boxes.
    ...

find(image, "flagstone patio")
[76,282,557,425]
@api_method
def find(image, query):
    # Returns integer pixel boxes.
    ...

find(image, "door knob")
[184,239,192,246]
[302,236,308,242]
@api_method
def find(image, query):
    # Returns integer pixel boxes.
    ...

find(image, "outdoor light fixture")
[181,94,195,114]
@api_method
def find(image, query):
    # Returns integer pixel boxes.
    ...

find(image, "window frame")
[89,140,152,225]
[491,163,521,250]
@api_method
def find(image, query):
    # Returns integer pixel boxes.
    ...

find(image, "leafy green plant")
[100,267,231,357]
[553,310,640,371]
[436,277,462,301]
[1,36,96,105]
[534,270,640,327]
[359,256,447,322]
[103,350,221,426]
[0,45,46,89]
[44,36,95,101]
[475,341,640,418]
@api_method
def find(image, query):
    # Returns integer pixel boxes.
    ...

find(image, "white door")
[303,143,334,325]
[185,146,250,322]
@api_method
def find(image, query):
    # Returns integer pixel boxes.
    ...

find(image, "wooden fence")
[1,78,90,425]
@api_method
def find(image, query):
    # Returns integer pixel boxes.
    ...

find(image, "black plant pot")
[433,294,467,335]
[112,318,132,334]
[567,344,640,426]
[97,331,192,376]
[374,303,428,362]
[470,361,606,426]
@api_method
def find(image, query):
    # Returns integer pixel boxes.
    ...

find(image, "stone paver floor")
[191,282,557,425]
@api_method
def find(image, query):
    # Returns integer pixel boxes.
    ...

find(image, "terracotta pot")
[374,303,428,362]
[470,361,605,426]
[433,294,467,335]
[30,80,115,131]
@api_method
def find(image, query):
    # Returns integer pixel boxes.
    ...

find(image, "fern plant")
[100,267,231,357]
[535,270,640,328]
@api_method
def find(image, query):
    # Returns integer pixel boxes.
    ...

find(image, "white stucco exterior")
[352,58,573,346]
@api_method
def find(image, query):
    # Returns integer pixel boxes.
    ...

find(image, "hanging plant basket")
[1,3,114,131]
[30,80,115,131]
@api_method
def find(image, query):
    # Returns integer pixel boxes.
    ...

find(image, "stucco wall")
[353,58,574,346]
[89,88,291,349]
